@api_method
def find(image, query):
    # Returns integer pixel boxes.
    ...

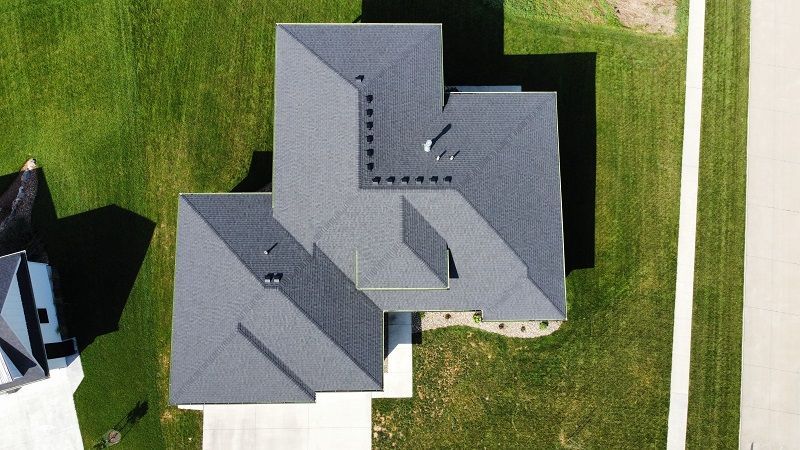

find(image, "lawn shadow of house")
[232,151,273,193]
[362,0,597,273]
[0,168,155,352]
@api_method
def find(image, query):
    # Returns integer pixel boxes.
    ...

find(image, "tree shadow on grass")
[362,0,597,273]
[1,169,155,352]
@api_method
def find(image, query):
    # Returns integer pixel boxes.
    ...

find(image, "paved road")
[666,0,706,447]
[740,0,800,448]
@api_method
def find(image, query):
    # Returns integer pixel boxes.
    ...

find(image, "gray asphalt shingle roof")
[171,23,567,405]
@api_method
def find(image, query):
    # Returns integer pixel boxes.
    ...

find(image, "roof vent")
[386,176,395,185]
[366,148,374,156]
[273,273,283,284]
[415,176,424,184]
[401,176,409,184]
[355,75,365,82]
[430,176,438,184]
[450,150,460,160]
[366,94,373,102]
[444,176,453,183]
[366,122,373,130]
[366,135,373,143]
[372,176,381,184]
[423,140,432,153]
[367,162,374,170]
[436,150,446,161]
[366,109,373,117]
[264,243,278,255]
[265,273,274,284]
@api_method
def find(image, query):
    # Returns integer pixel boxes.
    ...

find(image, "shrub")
[444,313,451,320]
[498,323,505,329]
[539,320,549,330]
[520,325,526,332]
[472,312,482,324]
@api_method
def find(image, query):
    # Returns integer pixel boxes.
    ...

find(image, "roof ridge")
[278,245,383,387]
[358,241,404,284]
[181,196,382,390]
[0,317,39,371]
[171,297,259,400]
[451,101,566,314]
[457,98,550,189]
[362,26,441,91]
[277,25,360,90]
[237,323,316,401]
[449,186,565,315]
[0,253,22,311]
[401,196,448,285]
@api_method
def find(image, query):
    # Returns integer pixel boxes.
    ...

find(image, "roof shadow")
[362,0,597,273]
[1,169,155,352]
[232,151,273,193]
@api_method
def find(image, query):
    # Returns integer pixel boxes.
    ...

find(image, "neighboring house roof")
[0,252,49,392]
[171,24,566,405]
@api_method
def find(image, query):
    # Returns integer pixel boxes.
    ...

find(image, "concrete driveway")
[0,356,84,450]
[741,0,800,447]
[202,392,372,450]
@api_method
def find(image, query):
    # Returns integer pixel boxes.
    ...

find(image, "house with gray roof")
[170,23,566,408]
[0,250,78,393]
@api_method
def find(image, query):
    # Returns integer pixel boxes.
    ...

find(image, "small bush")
[498,323,505,329]
[444,313,451,319]
[472,312,482,324]
[539,321,549,330]
[520,325,526,332]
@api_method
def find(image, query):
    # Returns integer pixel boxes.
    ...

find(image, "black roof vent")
[366,109,373,116]
[355,75,364,82]
[444,176,452,183]
[367,163,374,170]
[366,135,373,143]
[372,176,381,184]
[386,176,395,185]
[366,148,374,156]
[430,176,438,184]
[366,94,373,102]
[401,176,409,184]
[415,176,424,184]
[366,122,373,129]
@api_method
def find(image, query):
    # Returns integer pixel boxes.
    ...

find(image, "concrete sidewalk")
[666,0,706,448]
[740,0,800,448]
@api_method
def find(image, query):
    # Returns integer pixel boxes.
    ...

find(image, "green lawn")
[0,0,691,448]
[0,0,358,448]
[370,1,690,448]
[686,1,750,448]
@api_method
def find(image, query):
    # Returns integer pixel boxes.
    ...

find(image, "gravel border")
[417,311,561,339]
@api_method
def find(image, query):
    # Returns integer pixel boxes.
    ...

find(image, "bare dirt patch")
[609,0,678,35]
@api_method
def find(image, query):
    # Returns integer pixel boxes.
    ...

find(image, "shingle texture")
[171,24,567,405]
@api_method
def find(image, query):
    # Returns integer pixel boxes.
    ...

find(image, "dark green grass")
[0,0,358,448]
[371,2,689,448]
[686,1,750,448]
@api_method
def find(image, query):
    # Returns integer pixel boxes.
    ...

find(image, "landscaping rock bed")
[418,311,561,339]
